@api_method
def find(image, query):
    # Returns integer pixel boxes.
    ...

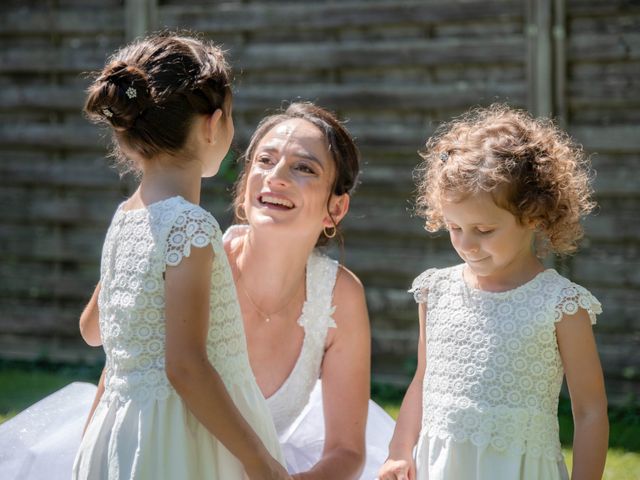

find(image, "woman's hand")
[377,456,415,480]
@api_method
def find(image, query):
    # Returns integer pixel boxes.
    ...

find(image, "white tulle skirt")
[0,383,96,480]
[0,381,395,480]
[280,380,395,479]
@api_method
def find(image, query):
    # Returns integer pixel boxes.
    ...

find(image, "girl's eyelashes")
[447,224,494,234]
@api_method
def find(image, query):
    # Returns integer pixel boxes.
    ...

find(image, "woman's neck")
[232,226,314,315]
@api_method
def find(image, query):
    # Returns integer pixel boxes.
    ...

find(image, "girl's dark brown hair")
[416,103,596,256]
[84,33,231,171]
[232,102,360,246]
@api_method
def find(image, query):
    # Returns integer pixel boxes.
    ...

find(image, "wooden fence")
[1,0,639,403]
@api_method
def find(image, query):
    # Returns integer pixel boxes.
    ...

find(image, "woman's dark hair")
[232,102,361,246]
[84,33,231,171]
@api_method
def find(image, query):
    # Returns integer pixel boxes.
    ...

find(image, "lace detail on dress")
[554,283,602,324]
[409,268,438,303]
[165,207,220,267]
[99,197,253,407]
[413,264,601,461]
[268,250,339,435]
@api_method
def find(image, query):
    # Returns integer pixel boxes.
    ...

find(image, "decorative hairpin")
[125,87,137,99]
[102,107,113,118]
[439,151,449,163]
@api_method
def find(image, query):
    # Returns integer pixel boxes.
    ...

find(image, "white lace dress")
[224,225,395,479]
[71,196,283,479]
[410,264,601,480]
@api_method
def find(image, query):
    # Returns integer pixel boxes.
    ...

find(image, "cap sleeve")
[165,207,220,267]
[409,268,437,304]
[554,282,602,325]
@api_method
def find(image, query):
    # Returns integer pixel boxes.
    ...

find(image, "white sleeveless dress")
[224,225,395,479]
[0,222,393,480]
[2,196,284,480]
[410,264,602,480]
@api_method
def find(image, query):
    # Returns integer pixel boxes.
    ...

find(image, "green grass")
[564,448,640,480]
[0,360,101,423]
[1,363,639,478]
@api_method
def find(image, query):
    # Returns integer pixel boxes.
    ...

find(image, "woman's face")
[243,118,346,238]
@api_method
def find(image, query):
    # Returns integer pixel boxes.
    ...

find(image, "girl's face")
[442,191,537,283]
[243,118,346,238]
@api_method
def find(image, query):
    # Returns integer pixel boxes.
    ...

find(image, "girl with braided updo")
[379,104,608,480]
[74,34,289,479]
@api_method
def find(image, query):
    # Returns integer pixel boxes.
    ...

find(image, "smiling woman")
[226,102,394,479]
[234,102,360,247]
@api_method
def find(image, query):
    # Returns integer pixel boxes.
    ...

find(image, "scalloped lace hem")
[421,427,563,461]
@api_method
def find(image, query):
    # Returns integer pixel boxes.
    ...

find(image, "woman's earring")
[235,204,247,222]
[323,225,337,239]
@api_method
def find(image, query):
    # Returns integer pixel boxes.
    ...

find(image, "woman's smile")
[258,192,295,209]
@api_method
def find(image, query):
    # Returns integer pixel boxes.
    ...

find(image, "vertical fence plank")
[553,0,568,126]
[526,0,553,117]
[125,0,158,41]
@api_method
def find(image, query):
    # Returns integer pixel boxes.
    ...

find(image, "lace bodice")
[223,225,339,435]
[98,197,252,406]
[410,264,601,460]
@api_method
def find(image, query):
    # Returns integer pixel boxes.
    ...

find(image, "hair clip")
[125,87,137,99]
[439,152,449,163]
[102,107,113,118]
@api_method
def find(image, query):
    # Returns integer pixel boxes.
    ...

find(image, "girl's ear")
[204,109,224,144]
[523,216,540,231]
[323,194,350,228]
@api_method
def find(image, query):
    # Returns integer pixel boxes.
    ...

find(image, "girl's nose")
[459,234,479,254]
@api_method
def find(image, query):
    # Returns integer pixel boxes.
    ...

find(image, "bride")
[0,102,394,479]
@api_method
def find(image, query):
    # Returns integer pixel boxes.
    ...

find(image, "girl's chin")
[465,262,493,277]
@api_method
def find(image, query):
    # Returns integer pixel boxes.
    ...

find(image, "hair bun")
[85,61,152,131]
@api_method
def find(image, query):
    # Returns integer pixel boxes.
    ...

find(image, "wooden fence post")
[527,0,572,276]
[553,0,567,127]
[526,0,553,118]
[125,0,158,41]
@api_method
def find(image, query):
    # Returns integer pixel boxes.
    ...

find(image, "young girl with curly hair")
[379,104,608,480]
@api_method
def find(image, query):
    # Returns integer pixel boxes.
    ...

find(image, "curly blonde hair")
[415,104,596,256]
